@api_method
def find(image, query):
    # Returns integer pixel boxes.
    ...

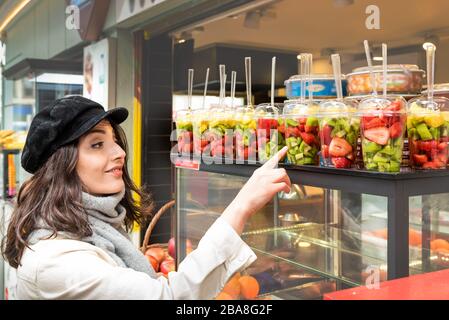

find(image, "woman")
[1,95,291,299]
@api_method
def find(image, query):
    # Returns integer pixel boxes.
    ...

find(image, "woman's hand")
[221,146,291,234]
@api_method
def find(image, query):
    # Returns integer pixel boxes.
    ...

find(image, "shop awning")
[2,58,82,80]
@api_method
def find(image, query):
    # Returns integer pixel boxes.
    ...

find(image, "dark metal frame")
[173,153,449,280]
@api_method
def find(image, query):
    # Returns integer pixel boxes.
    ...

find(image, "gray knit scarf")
[28,189,156,278]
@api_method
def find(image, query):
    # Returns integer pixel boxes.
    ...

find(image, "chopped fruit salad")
[176,110,193,154]
[283,102,321,165]
[359,97,407,172]
[407,98,449,170]
[318,101,359,168]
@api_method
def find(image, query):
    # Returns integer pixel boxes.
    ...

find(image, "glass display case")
[173,156,449,299]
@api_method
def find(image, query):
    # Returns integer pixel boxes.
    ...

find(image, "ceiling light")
[333,0,354,7]
[423,42,436,50]
[243,11,261,29]
[178,39,186,44]
[297,55,301,60]
[373,56,383,61]
[423,34,440,48]
[0,0,31,33]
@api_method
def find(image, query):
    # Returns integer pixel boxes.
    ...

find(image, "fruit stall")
[169,40,449,299]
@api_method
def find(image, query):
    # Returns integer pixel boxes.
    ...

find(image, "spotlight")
[333,0,354,7]
[244,11,261,29]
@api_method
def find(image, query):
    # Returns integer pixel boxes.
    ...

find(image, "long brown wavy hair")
[1,121,154,268]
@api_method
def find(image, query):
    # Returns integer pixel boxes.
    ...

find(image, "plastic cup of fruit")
[407,96,449,170]
[283,100,321,166]
[192,108,209,157]
[175,108,193,154]
[255,103,284,162]
[208,105,235,159]
[358,96,407,173]
[318,99,359,168]
[234,106,257,161]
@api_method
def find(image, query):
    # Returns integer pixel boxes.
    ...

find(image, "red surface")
[324,269,449,300]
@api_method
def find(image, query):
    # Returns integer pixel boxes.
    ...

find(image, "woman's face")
[76,120,126,196]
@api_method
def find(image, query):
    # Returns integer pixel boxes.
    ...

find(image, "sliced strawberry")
[320,125,332,146]
[422,161,438,169]
[384,100,402,111]
[361,116,376,129]
[441,136,449,142]
[331,157,352,168]
[286,126,301,138]
[413,154,428,165]
[433,159,446,168]
[438,142,448,151]
[363,127,390,146]
[298,118,307,125]
[305,125,315,133]
[300,132,316,145]
[329,137,353,157]
[278,125,286,134]
[389,122,403,139]
[365,118,386,130]
[438,153,448,164]
[418,140,438,152]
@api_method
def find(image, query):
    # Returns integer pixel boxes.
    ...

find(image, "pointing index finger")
[261,146,288,169]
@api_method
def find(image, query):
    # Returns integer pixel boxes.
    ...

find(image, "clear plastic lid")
[175,108,192,122]
[318,99,357,116]
[235,105,255,120]
[350,64,424,74]
[282,99,320,117]
[357,95,407,116]
[255,103,284,118]
[284,74,345,84]
[192,108,209,121]
[407,96,449,115]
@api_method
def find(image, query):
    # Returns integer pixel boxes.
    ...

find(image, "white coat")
[16,217,257,299]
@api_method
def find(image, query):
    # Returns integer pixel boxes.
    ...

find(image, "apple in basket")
[146,255,159,272]
[168,237,193,259]
[145,247,166,264]
[160,256,176,276]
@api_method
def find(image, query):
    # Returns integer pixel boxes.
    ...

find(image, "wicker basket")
[140,199,175,255]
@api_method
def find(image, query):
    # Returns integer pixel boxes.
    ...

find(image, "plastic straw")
[188,69,194,110]
[363,40,377,96]
[219,64,226,106]
[300,53,307,104]
[331,54,343,101]
[231,71,237,109]
[202,68,209,109]
[425,43,436,102]
[271,56,276,106]
[382,43,388,98]
[245,57,252,107]
[307,53,313,101]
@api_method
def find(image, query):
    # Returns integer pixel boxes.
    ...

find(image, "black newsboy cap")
[21,95,128,173]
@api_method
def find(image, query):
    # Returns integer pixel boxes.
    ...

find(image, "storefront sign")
[116,0,167,23]
[83,38,116,109]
